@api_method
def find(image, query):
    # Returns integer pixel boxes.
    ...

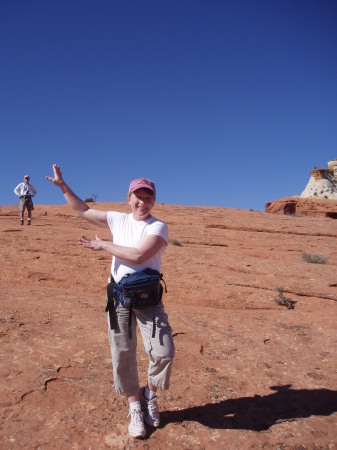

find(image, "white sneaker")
[140,388,160,428]
[128,407,146,438]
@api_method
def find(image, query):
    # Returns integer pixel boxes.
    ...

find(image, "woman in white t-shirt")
[47,164,175,439]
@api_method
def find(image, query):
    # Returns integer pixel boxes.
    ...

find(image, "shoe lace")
[147,398,159,417]
[129,408,144,426]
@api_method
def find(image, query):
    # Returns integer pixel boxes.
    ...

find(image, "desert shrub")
[85,193,97,203]
[301,252,329,264]
[171,239,183,247]
[274,286,295,309]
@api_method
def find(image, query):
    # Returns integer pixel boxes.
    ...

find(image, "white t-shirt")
[107,212,168,282]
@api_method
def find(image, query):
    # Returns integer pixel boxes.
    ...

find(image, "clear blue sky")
[1,0,336,211]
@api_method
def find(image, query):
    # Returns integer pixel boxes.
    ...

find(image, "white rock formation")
[301,159,337,199]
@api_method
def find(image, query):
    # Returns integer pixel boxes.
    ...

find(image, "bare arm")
[46,164,108,227]
[79,233,167,264]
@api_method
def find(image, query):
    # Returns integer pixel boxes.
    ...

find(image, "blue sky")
[1,0,336,211]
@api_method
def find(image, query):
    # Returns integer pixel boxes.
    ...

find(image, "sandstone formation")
[301,159,337,200]
[266,159,337,218]
[265,197,337,219]
[1,203,336,449]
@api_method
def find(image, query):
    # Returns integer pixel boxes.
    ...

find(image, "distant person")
[14,175,37,225]
[46,164,175,439]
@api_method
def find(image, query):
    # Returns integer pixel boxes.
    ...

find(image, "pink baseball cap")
[129,177,156,194]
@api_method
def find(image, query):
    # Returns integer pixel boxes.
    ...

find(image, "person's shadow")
[160,385,337,431]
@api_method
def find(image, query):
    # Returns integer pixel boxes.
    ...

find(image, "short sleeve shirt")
[107,212,168,282]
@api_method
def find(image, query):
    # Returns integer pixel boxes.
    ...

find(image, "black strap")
[106,280,117,330]
[160,273,168,293]
[128,305,156,339]
[152,311,156,338]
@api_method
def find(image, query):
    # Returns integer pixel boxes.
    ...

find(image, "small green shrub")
[84,193,97,203]
[301,252,329,264]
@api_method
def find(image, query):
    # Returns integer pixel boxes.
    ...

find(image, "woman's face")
[128,188,155,221]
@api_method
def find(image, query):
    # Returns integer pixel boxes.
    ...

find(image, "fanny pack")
[105,268,167,339]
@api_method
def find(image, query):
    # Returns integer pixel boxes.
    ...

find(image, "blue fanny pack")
[105,268,167,339]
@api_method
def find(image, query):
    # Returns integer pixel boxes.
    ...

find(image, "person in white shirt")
[46,163,175,439]
[14,175,37,225]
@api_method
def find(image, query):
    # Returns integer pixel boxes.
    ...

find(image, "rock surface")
[1,203,336,449]
[265,196,337,219]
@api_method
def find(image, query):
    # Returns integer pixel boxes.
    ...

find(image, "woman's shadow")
[160,385,337,431]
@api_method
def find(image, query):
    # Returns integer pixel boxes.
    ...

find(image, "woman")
[46,164,175,439]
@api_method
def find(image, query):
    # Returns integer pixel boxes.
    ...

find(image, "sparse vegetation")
[171,239,183,247]
[301,252,329,264]
[274,286,295,309]
[85,193,97,203]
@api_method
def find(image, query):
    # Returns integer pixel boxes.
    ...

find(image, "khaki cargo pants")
[107,302,175,397]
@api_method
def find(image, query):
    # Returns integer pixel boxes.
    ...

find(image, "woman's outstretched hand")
[46,164,64,187]
[79,234,104,251]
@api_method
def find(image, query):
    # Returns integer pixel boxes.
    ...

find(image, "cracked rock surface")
[1,203,336,449]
